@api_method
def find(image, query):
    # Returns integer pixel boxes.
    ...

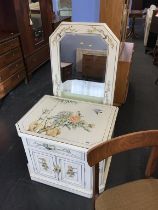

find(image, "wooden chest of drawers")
[0,33,26,99]
[26,44,50,74]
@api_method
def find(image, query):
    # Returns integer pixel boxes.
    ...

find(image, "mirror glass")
[57,0,72,17]
[59,33,108,101]
[29,0,44,44]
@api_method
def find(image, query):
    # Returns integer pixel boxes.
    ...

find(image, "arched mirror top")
[49,22,120,105]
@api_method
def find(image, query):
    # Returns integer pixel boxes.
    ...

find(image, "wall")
[52,0,58,14]
[72,0,100,22]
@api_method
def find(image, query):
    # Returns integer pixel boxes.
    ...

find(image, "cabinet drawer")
[26,45,49,73]
[0,38,20,55]
[0,59,25,82]
[0,70,25,98]
[26,139,84,160]
[0,47,22,69]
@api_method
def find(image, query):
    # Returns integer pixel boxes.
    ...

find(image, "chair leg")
[146,147,158,177]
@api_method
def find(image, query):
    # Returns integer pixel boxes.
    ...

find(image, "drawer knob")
[67,165,76,177]
[39,158,49,171]
[53,164,61,174]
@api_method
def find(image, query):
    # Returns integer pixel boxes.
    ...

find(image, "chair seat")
[96,179,158,210]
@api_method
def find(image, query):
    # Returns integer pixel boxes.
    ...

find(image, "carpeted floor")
[0,22,158,209]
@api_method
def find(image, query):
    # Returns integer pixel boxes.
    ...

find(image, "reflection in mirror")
[29,0,44,44]
[60,33,108,102]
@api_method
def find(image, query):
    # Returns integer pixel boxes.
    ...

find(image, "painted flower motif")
[28,109,95,136]
[28,121,37,132]
[28,121,43,132]
[69,115,81,124]
[88,124,95,128]
[46,128,61,137]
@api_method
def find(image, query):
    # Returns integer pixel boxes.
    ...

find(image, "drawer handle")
[15,64,19,68]
[17,74,20,79]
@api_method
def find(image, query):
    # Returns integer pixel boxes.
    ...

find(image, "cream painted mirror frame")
[49,22,120,105]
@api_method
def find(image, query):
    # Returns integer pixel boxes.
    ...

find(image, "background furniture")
[131,0,143,10]
[114,42,134,106]
[82,54,107,81]
[128,10,144,39]
[60,62,72,82]
[100,0,130,41]
[143,0,158,8]
[99,0,134,106]
[16,95,118,198]
[58,0,72,16]
[0,0,53,80]
[145,8,158,53]
[144,5,157,47]
[87,130,158,210]
[0,33,25,99]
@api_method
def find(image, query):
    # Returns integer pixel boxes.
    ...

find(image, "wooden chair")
[87,130,158,210]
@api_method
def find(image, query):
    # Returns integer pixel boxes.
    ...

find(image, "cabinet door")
[30,150,59,180]
[58,157,85,188]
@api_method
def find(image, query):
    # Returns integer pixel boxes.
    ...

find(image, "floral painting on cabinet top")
[28,109,95,137]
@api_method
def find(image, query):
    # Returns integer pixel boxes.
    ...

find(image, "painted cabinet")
[16,95,118,198]
[16,22,120,198]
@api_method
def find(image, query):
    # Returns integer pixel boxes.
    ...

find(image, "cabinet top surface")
[16,95,118,149]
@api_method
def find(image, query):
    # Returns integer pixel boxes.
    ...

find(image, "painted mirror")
[49,22,120,105]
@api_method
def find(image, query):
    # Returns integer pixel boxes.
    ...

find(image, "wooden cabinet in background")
[114,42,134,106]
[100,0,134,106]
[13,0,54,76]
[0,0,53,78]
[0,0,54,98]
[0,33,25,99]
[100,0,130,42]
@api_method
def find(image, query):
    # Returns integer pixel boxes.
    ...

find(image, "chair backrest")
[87,130,158,198]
